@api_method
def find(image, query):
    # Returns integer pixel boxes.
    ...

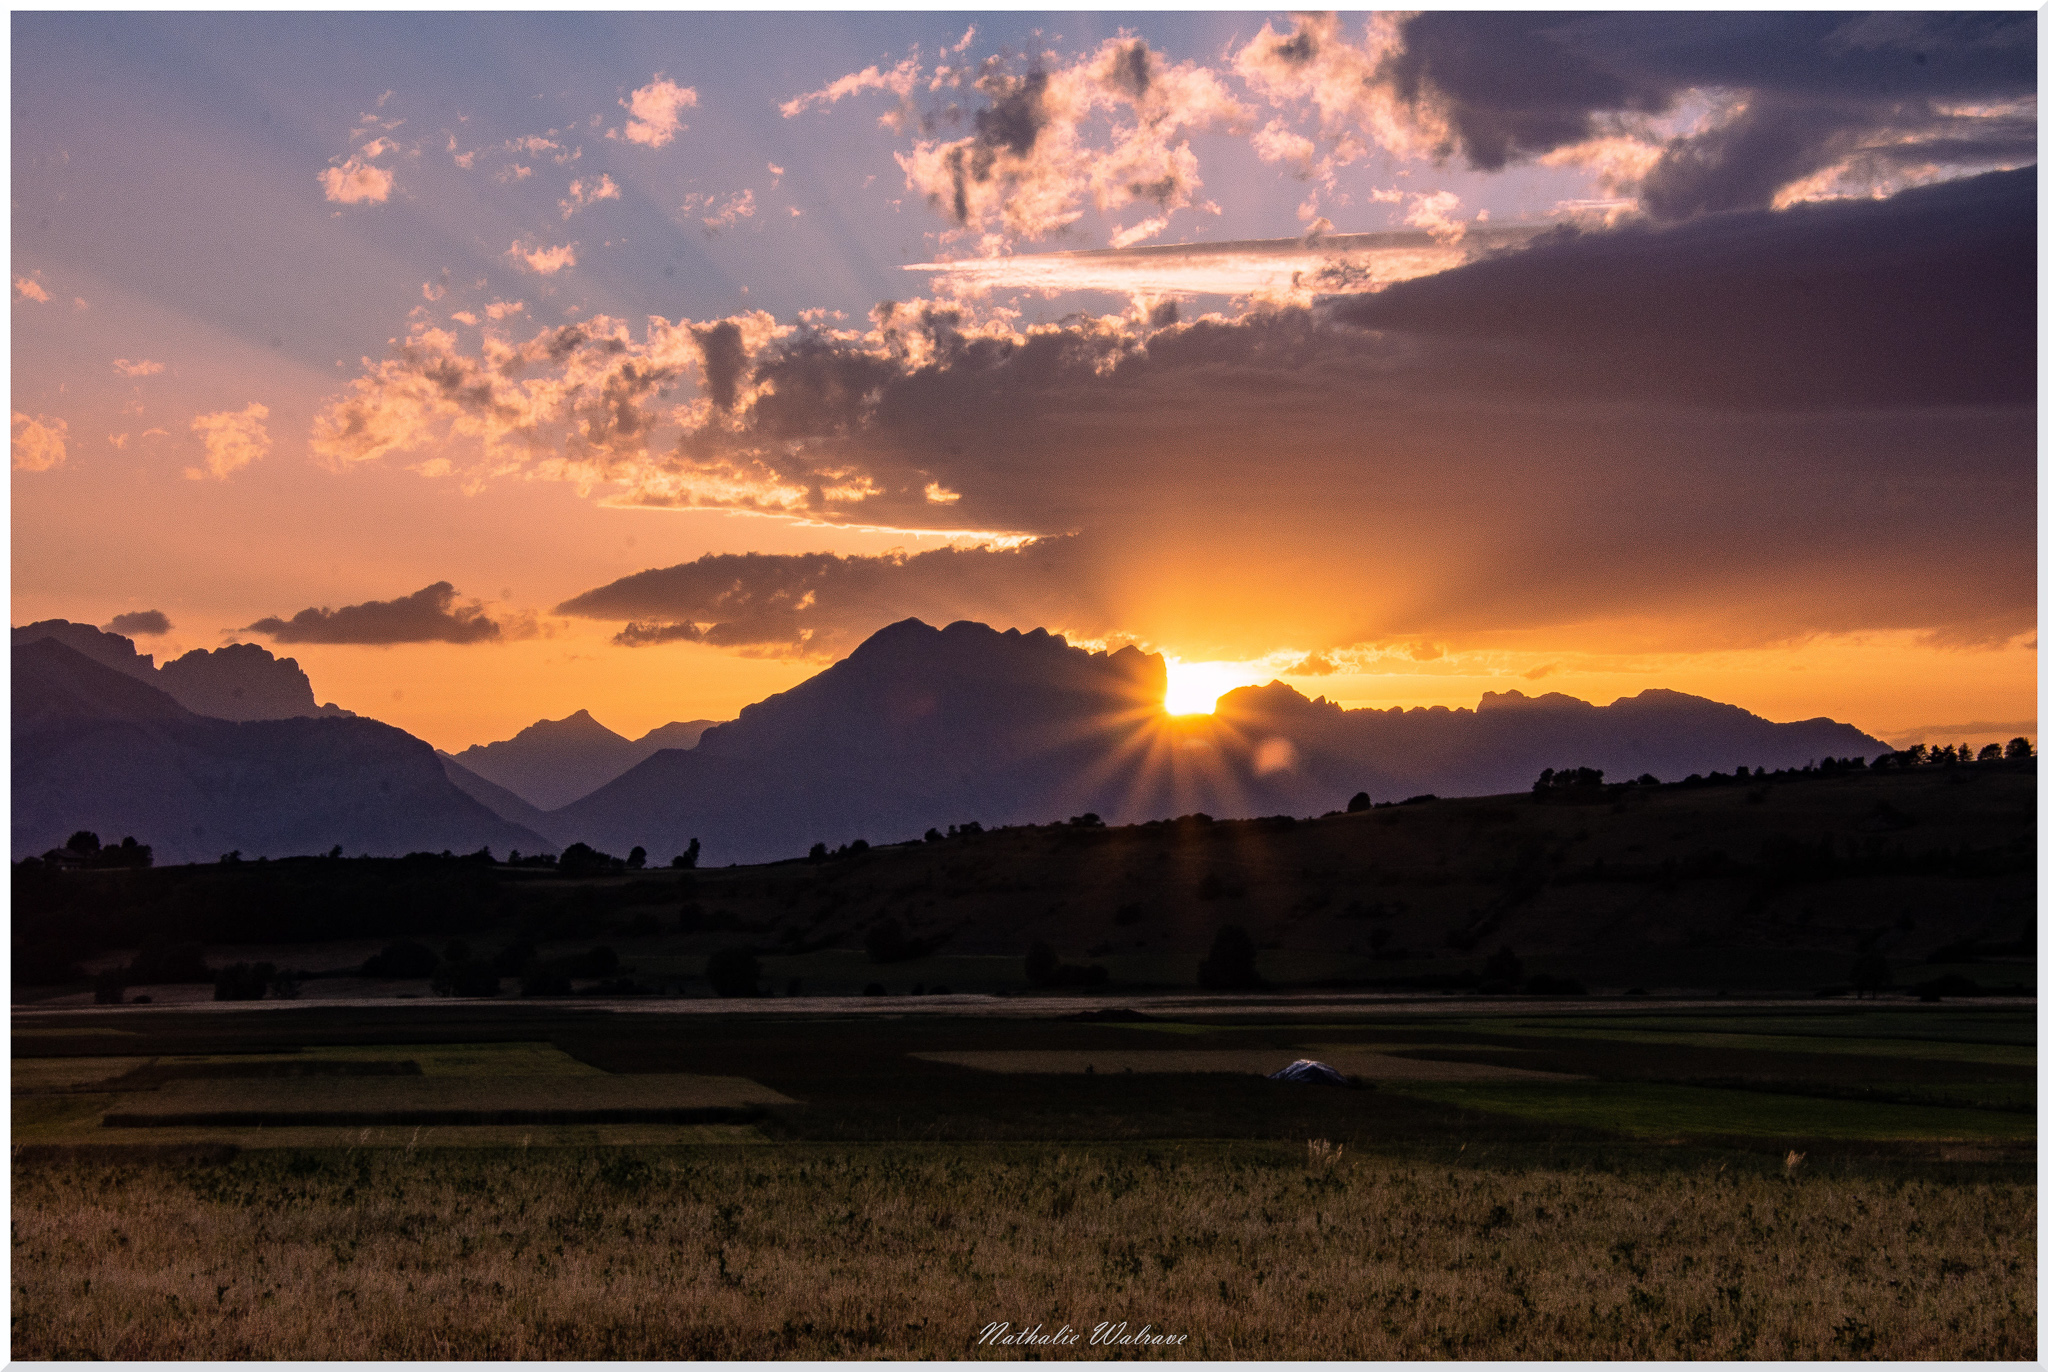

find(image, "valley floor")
[10,998,2034,1359]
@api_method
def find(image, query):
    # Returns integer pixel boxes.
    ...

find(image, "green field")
[9,997,2034,1358]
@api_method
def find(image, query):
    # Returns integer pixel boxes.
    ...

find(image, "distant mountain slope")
[157,643,353,721]
[437,754,557,840]
[10,621,351,721]
[13,640,552,863]
[451,710,718,811]
[550,618,1892,865]
[1203,682,1896,814]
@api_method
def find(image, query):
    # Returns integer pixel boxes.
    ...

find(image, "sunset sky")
[11,11,2036,753]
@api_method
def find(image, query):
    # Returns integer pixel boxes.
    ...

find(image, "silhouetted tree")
[431,960,501,998]
[671,838,701,869]
[558,842,621,878]
[626,846,647,870]
[92,967,128,1005]
[1851,951,1892,999]
[1979,741,2004,761]
[808,842,829,863]
[213,961,275,1001]
[2009,737,2033,760]
[362,940,439,979]
[1480,946,1524,992]
[1024,941,1062,987]
[127,940,209,985]
[1347,791,1372,813]
[706,947,761,997]
[1197,925,1261,991]
[66,831,101,856]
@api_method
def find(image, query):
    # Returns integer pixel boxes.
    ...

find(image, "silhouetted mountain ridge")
[451,709,718,810]
[10,620,352,722]
[549,618,1890,864]
[12,640,550,863]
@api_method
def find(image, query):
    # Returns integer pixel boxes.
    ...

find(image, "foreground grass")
[11,1143,2032,1359]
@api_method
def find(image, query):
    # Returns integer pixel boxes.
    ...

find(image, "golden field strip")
[9,1142,2033,1360]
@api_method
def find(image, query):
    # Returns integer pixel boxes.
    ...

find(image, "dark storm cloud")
[1327,11,2037,218]
[691,319,747,412]
[246,581,501,645]
[105,609,172,637]
[557,540,1102,658]
[1331,167,2035,409]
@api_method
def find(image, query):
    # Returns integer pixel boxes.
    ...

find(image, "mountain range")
[11,616,1893,866]
[549,619,1892,863]
[446,710,716,812]
[13,638,549,864]
[12,620,355,722]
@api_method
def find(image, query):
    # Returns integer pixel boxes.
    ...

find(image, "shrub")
[706,948,761,998]
[431,960,501,998]
[521,968,574,997]
[361,940,439,979]
[1196,925,1261,991]
[213,962,275,1001]
[1347,791,1373,813]
[558,842,623,878]
[127,940,210,985]
[1024,941,1061,987]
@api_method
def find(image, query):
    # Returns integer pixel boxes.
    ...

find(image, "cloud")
[318,157,394,204]
[106,609,172,637]
[318,170,2032,658]
[185,402,271,480]
[1289,651,1338,676]
[11,412,69,472]
[1234,12,2037,221]
[112,358,165,377]
[507,241,576,274]
[906,225,1535,304]
[484,300,525,321]
[1330,167,2033,409]
[615,76,697,148]
[557,539,1107,658]
[560,173,621,218]
[682,188,756,233]
[805,35,1251,245]
[244,581,502,645]
[782,54,924,124]
[13,275,51,303]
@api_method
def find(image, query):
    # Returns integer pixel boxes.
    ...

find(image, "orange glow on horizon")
[1162,657,1269,715]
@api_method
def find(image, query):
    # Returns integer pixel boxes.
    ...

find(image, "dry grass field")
[10,1142,2033,1360]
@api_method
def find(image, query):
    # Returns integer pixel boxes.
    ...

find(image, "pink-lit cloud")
[614,76,697,148]
[318,156,394,205]
[185,402,271,481]
[12,412,69,472]
[506,241,576,274]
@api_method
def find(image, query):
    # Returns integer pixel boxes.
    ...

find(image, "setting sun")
[1162,657,1269,715]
